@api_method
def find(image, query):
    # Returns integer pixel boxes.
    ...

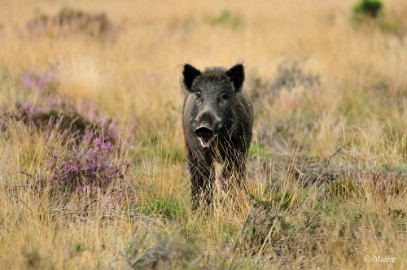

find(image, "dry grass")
[0,0,406,269]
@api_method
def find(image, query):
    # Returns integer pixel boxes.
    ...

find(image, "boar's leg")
[221,150,247,190]
[188,153,215,210]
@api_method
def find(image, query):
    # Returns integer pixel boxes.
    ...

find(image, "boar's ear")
[183,64,201,91]
[226,64,245,91]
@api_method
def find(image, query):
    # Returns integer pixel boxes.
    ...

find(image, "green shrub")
[353,0,383,19]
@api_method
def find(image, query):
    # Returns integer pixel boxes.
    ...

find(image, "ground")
[0,0,406,269]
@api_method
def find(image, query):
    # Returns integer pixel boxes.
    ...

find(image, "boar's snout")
[195,110,221,133]
[194,125,217,148]
[194,110,221,148]
[195,125,214,138]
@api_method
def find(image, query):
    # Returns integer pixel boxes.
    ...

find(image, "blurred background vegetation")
[0,0,406,269]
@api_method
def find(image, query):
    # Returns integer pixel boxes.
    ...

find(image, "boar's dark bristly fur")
[182,63,254,210]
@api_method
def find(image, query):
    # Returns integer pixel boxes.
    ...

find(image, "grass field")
[0,0,406,269]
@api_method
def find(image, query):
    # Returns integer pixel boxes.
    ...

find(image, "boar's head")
[183,64,245,148]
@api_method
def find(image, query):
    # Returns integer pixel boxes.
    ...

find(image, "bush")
[26,7,122,39]
[127,234,201,269]
[353,0,383,19]
[48,137,127,193]
[21,67,59,94]
[0,66,133,205]
[0,66,121,142]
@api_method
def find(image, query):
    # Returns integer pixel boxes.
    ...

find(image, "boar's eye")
[195,91,202,98]
[221,93,229,100]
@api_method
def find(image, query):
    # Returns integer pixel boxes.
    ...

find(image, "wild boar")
[182,63,253,209]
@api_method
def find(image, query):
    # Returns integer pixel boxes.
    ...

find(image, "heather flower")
[102,189,124,209]
[0,65,134,207]
[0,104,8,112]
[21,66,59,94]
[3,97,122,144]
[49,136,127,194]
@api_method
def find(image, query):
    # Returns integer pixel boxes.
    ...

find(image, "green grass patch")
[139,196,187,220]
[207,10,244,29]
[159,146,184,164]
[249,141,272,160]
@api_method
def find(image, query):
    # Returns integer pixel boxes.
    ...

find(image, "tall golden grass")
[0,0,406,269]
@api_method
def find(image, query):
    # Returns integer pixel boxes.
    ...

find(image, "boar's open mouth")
[195,127,217,148]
